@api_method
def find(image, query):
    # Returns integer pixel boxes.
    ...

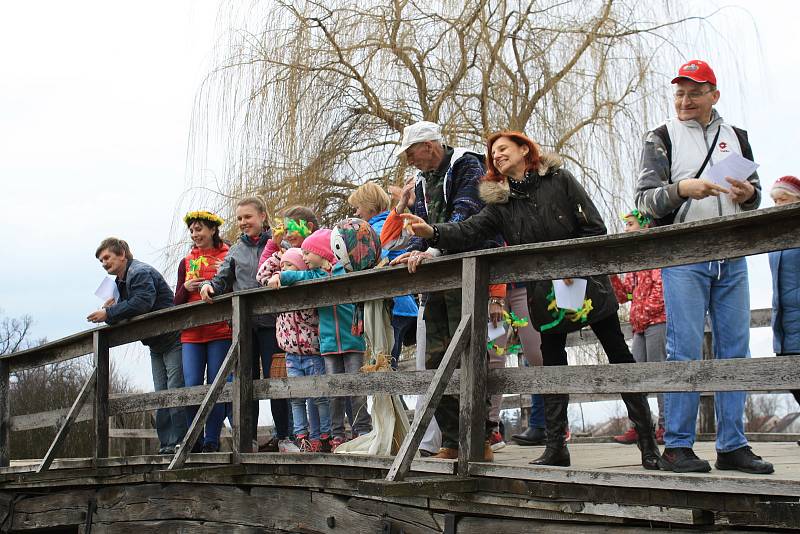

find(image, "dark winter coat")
[432,153,618,333]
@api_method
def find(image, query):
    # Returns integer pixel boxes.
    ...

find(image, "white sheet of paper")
[94,277,119,302]
[487,322,506,342]
[553,278,587,311]
[705,152,759,186]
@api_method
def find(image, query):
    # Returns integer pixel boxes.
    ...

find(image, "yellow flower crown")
[184,210,224,226]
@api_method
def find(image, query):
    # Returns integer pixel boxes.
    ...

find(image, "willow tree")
[185,0,723,230]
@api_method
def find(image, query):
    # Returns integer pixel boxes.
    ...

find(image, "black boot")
[621,393,661,470]
[529,394,570,467]
[512,426,546,446]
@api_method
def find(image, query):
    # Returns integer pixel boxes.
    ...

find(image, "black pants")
[541,313,635,366]
[425,291,492,449]
[253,327,290,440]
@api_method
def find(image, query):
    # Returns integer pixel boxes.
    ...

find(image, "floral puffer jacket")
[610,270,666,334]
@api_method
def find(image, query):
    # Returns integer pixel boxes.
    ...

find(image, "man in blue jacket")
[88,237,187,454]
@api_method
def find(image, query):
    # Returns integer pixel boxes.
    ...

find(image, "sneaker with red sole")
[319,433,332,453]
[489,430,506,452]
[308,439,324,452]
[296,434,313,452]
[329,436,345,451]
[613,427,639,445]
[655,426,665,445]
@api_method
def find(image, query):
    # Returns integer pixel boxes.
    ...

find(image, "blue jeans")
[529,394,545,429]
[390,314,416,370]
[253,328,290,439]
[285,353,331,439]
[150,338,188,448]
[662,258,750,452]
[182,339,232,448]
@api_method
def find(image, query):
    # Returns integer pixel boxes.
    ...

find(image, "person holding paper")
[635,60,772,475]
[87,237,187,455]
[401,131,661,470]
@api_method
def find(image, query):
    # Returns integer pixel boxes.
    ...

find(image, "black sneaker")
[201,442,220,453]
[716,446,774,475]
[258,437,280,452]
[658,447,711,473]
[158,446,176,455]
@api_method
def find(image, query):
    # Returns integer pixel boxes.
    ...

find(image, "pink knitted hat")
[772,176,800,198]
[301,229,336,263]
[280,248,307,271]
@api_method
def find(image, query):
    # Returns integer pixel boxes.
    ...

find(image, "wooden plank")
[488,357,800,395]
[231,295,254,460]
[0,359,9,467]
[361,476,477,497]
[386,315,471,482]
[468,461,800,497]
[93,330,110,460]
[37,369,97,473]
[239,452,456,475]
[458,257,490,477]
[168,342,239,470]
[481,203,800,285]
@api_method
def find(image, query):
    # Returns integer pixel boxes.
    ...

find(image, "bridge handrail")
[0,204,797,471]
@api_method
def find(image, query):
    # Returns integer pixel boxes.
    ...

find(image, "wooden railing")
[2,204,799,481]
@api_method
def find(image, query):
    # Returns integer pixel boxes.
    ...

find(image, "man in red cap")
[635,60,773,474]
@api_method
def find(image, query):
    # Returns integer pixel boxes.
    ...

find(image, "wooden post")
[168,342,239,470]
[386,315,472,482]
[38,369,97,473]
[0,359,10,468]
[232,295,254,461]
[93,330,110,460]
[698,331,716,435]
[458,257,489,477]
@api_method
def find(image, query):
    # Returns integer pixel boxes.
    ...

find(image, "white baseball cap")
[395,121,442,157]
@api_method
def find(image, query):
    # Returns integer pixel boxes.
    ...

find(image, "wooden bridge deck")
[0,442,798,532]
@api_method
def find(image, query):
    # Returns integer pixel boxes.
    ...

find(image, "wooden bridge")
[0,205,799,532]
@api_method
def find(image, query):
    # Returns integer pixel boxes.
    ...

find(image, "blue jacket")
[280,263,366,355]
[769,248,800,354]
[105,259,178,350]
[369,211,419,318]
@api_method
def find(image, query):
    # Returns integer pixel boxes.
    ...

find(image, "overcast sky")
[1,1,798,426]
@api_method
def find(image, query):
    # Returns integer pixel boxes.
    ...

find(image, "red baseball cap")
[671,59,717,86]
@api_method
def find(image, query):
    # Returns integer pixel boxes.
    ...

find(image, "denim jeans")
[285,353,331,439]
[662,258,750,452]
[150,338,188,448]
[253,327,290,440]
[182,339,232,448]
[324,352,372,438]
[529,394,545,429]
[390,314,416,370]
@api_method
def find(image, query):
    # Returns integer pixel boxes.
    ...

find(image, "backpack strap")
[652,124,672,178]
[733,126,753,161]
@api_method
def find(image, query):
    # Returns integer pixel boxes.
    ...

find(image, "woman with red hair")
[402,131,660,470]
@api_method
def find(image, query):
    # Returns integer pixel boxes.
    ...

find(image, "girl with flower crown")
[174,210,232,453]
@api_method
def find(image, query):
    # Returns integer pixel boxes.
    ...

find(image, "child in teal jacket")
[267,228,371,448]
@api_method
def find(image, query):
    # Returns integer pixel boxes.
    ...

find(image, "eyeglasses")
[673,89,714,102]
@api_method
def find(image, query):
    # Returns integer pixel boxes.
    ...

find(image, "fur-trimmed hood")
[479,152,563,204]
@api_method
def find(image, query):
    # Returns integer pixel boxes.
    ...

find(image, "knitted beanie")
[301,229,336,263]
[772,176,800,198]
[280,248,307,271]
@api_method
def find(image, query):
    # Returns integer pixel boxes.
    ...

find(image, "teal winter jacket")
[280,263,366,356]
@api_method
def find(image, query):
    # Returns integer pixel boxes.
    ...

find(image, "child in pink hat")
[267,228,372,449]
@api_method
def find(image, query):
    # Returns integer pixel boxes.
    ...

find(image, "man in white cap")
[636,59,772,475]
[392,121,503,460]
